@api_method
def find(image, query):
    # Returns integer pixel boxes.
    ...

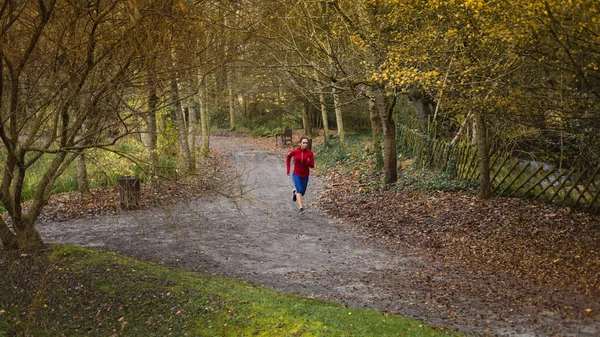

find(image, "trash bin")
[118,176,140,210]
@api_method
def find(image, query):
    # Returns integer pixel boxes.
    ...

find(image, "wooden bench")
[276,127,292,146]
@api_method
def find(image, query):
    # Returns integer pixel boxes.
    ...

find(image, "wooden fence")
[397,125,600,212]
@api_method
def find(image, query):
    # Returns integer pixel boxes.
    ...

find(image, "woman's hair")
[299,136,309,143]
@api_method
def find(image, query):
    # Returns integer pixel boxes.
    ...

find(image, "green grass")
[0,245,462,337]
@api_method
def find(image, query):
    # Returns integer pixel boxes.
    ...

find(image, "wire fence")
[397,124,600,212]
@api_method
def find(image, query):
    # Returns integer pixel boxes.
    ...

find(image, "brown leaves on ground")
[319,165,600,321]
[34,151,238,223]
[32,134,291,223]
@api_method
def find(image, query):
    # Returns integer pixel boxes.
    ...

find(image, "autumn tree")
[256,0,366,149]
[362,0,600,196]
[0,0,155,249]
[499,0,600,168]
[322,0,400,183]
[168,0,265,154]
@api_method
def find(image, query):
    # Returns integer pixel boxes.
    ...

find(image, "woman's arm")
[286,150,294,174]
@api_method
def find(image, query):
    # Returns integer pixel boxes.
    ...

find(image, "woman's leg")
[297,176,309,209]
[292,175,309,209]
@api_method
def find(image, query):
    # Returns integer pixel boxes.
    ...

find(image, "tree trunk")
[145,84,159,175]
[1,137,76,250]
[186,99,198,171]
[0,216,43,250]
[16,223,44,249]
[312,68,329,146]
[199,78,210,154]
[369,97,384,170]
[408,91,434,132]
[76,112,91,193]
[0,217,18,249]
[1,215,44,251]
[76,152,89,193]
[302,100,310,136]
[319,91,330,146]
[243,93,248,119]
[374,86,398,184]
[331,84,344,149]
[227,69,235,130]
[170,77,192,173]
[474,111,491,199]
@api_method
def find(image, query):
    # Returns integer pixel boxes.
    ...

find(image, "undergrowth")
[0,138,180,213]
[395,162,479,193]
[314,134,477,193]
[0,245,461,337]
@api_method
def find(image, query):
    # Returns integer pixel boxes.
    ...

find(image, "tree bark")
[199,77,210,154]
[76,152,89,193]
[374,86,398,184]
[369,97,384,170]
[1,149,77,249]
[145,84,159,175]
[408,91,434,132]
[170,77,192,174]
[302,100,310,136]
[474,111,491,199]
[331,84,345,149]
[0,215,43,250]
[319,91,330,146]
[312,68,330,146]
[0,216,18,250]
[187,97,199,168]
[227,69,235,130]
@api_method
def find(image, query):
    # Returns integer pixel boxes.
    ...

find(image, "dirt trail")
[38,136,599,337]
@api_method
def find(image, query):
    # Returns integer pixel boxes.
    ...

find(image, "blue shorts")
[292,174,309,195]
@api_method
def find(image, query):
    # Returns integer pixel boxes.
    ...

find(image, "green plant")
[85,141,145,187]
[250,125,274,137]
[315,133,479,194]
[0,136,178,211]
[314,134,373,171]
[396,165,478,193]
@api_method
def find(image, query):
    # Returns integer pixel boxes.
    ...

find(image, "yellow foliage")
[350,0,599,124]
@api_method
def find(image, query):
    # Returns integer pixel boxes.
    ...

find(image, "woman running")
[286,136,314,214]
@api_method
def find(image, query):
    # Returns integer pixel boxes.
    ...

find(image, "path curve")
[38,136,598,337]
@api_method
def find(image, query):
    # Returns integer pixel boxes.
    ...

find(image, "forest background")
[1,0,599,252]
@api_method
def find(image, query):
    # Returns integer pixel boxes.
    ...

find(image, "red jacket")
[286,148,314,178]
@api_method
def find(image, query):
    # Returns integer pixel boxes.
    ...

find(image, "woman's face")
[300,139,308,149]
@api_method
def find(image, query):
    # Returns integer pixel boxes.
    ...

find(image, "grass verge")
[0,245,462,337]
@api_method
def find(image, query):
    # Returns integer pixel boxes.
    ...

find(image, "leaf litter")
[319,162,600,329]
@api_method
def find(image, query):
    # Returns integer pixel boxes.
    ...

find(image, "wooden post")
[118,176,140,210]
